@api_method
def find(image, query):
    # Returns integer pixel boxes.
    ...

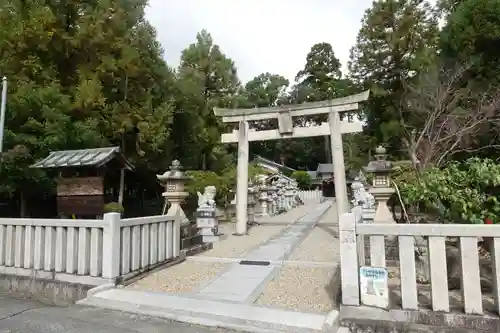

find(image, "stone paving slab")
[79,288,337,333]
[196,265,276,302]
[244,201,332,261]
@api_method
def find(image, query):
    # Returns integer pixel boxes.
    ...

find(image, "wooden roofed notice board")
[31,147,134,217]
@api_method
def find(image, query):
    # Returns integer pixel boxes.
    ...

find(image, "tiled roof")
[317,163,334,173]
[31,147,134,170]
[254,155,296,173]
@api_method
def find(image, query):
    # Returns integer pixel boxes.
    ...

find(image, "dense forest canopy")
[0,0,499,218]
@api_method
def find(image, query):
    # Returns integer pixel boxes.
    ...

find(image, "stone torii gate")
[214,90,370,235]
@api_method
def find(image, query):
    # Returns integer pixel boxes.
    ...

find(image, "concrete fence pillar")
[102,212,121,280]
[339,211,360,306]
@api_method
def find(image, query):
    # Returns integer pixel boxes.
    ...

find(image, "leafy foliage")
[185,163,264,209]
[396,158,500,224]
[291,171,312,190]
[349,0,439,153]
[104,202,125,214]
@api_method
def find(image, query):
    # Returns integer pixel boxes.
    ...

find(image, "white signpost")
[359,266,389,308]
[214,90,370,235]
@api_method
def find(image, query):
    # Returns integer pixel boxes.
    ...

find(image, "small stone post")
[157,160,190,223]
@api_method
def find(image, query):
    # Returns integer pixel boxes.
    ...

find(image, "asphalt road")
[0,294,238,333]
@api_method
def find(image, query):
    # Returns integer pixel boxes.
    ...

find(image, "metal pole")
[0,77,7,153]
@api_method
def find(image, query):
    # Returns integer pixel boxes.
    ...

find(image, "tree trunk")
[19,192,27,218]
[324,135,331,161]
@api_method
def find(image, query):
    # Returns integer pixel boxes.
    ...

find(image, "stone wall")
[0,273,92,306]
[341,305,500,333]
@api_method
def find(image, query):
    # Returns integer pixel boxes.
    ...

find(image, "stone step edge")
[78,288,340,333]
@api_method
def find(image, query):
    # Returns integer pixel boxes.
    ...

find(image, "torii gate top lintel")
[213,90,370,123]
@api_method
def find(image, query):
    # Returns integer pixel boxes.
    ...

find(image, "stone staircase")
[180,222,213,256]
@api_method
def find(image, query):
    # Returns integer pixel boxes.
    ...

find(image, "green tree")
[174,30,240,171]
[440,0,500,82]
[348,0,439,155]
[0,0,176,212]
[287,42,353,169]
[243,73,289,108]
[240,73,289,162]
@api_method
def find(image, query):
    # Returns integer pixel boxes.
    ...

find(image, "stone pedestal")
[196,208,220,243]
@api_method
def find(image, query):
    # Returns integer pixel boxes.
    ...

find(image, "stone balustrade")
[341,149,500,331]
[340,208,500,316]
[0,212,181,286]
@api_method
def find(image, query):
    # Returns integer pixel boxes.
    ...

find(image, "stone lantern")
[363,146,395,224]
[257,177,269,217]
[275,179,285,213]
[267,185,277,216]
[247,184,257,225]
[284,182,294,210]
[157,160,191,223]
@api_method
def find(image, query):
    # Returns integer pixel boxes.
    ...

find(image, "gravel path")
[288,203,340,262]
[126,261,228,293]
[196,205,312,258]
[255,265,337,313]
[256,204,312,224]
[197,224,286,258]
[288,225,340,262]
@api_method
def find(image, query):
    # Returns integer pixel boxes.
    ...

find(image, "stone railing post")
[102,212,121,280]
[339,210,360,306]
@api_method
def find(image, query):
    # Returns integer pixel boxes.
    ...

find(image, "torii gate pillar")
[235,120,249,235]
[330,110,349,215]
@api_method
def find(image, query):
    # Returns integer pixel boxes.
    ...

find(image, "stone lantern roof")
[364,146,393,174]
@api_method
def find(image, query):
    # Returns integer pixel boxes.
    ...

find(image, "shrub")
[291,170,312,190]
[395,158,500,224]
[104,202,124,214]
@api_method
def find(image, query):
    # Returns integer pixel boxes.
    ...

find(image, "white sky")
[145,0,436,84]
[145,0,371,83]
